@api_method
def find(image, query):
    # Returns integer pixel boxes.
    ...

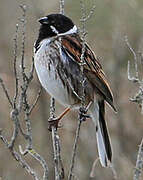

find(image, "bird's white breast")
[34,38,75,107]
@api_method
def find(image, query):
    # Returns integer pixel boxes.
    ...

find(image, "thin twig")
[8,109,19,148]
[13,23,19,108]
[0,132,39,180]
[48,1,65,179]
[126,37,143,179]
[49,97,64,180]
[28,87,42,114]
[52,126,64,180]
[68,1,95,179]
[0,78,13,108]
[125,36,139,81]
[68,120,82,180]
[80,0,96,22]
[134,138,143,180]
[90,158,99,178]
[0,4,49,180]
[28,149,49,180]
[59,0,64,15]
[20,4,27,83]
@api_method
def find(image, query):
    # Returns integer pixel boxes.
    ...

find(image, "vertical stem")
[59,0,64,15]
[134,138,143,180]
[68,120,82,180]
[52,126,61,180]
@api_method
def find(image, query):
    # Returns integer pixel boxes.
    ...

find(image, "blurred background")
[0,0,143,179]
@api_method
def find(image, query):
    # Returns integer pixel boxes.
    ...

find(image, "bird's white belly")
[35,61,75,106]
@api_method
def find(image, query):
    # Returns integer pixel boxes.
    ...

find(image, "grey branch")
[125,36,139,80]
[68,120,82,180]
[68,1,95,179]
[47,1,65,179]
[0,131,39,180]
[126,36,143,180]
[48,97,64,180]
[59,0,64,15]
[134,138,143,180]
[0,77,13,108]
[0,4,48,180]
[52,126,64,180]
[125,36,143,113]
[13,23,19,108]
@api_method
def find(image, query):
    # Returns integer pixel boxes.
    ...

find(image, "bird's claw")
[48,118,62,131]
[79,107,90,122]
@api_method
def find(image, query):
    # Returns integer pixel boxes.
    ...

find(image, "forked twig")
[125,36,143,180]
[0,4,48,180]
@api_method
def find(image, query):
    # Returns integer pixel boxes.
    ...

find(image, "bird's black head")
[37,14,77,41]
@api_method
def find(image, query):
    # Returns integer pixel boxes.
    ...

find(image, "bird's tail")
[89,100,112,167]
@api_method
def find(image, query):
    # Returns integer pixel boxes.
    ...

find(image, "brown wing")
[61,34,116,112]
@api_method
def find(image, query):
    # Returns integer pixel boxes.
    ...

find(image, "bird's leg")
[48,107,71,131]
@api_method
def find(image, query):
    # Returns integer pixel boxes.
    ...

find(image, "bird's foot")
[79,107,90,122]
[48,117,62,131]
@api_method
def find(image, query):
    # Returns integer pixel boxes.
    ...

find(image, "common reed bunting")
[34,14,116,167]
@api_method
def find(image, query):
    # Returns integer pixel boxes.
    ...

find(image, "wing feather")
[61,34,116,111]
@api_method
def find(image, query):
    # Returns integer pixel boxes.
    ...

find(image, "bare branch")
[126,36,143,113]
[68,120,82,180]
[80,0,96,22]
[127,60,139,82]
[13,23,19,108]
[47,1,66,179]
[134,138,143,180]
[8,109,19,148]
[59,0,64,15]
[68,1,95,179]
[20,4,27,83]
[0,4,49,180]
[28,149,49,180]
[0,78,13,108]
[28,87,42,114]
[52,126,64,180]
[48,97,64,180]
[125,36,139,81]
[126,36,143,179]
[0,131,40,180]
[90,158,99,178]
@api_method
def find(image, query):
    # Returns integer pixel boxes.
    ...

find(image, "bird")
[34,13,116,168]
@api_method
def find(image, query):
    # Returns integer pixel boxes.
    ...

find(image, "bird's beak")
[38,17,49,24]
